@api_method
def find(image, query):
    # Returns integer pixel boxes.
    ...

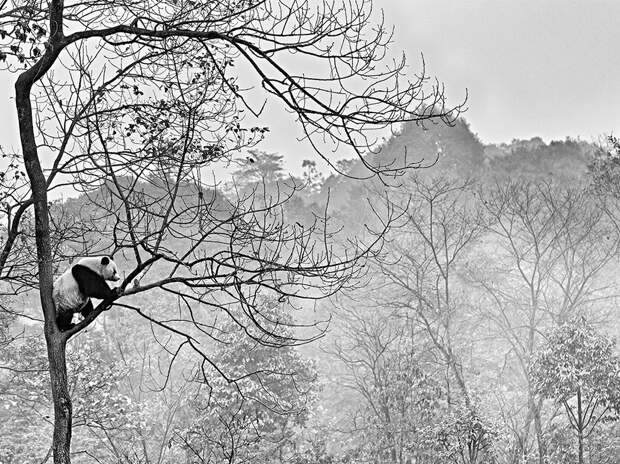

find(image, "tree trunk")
[526,303,547,464]
[16,55,73,463]
[577,388,584,464]
[532,398,547,464]
[46,333,72,464]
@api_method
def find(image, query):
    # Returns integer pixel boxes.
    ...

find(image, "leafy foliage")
[176,300,318,463]
[427,404,503,464]
[0,329,142,463]
[531,320,620,425]
[589,135,620,196]
[531,320,620,463]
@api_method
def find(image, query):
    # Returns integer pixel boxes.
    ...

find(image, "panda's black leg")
[56,310,75,331]
[80,299,94,318]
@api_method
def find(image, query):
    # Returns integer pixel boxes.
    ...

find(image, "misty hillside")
[364,119,595,180]
[3,122,619,464]
[319,119,598,224]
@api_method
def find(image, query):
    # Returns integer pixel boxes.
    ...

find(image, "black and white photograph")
[0,1,619,463]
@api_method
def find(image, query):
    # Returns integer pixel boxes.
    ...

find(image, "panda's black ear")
[101,256,110,265]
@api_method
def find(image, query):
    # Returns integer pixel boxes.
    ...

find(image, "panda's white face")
[100,256,121,281]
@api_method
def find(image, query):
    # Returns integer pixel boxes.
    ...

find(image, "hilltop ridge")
[360,119,597,180]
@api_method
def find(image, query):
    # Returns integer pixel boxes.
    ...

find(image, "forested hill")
[3,120,616,464]
[343,118,596,181]
[318,119,598,219]
[482,136,595,179]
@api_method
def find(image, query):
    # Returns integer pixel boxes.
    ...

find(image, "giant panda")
[53,256,121,331]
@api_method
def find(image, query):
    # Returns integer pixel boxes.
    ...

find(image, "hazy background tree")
[469,180,620,463]
[373,176,485,409]
[531,320,620,464]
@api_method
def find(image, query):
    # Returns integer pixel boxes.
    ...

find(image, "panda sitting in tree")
[53,256,122,331]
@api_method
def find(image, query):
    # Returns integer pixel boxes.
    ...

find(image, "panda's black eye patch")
[101,257,110,265]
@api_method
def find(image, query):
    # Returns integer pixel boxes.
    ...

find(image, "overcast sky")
[242,0,620,171]
[1,1,619,172]
[381,0,620,144]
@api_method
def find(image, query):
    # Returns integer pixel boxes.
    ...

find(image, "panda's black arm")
[71,264,116,299]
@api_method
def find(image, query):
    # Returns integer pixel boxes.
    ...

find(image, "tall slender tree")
[531,321,620,464]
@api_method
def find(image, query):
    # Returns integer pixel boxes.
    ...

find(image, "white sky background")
[243,0,620,171]
[384,0,620,145]
[0,0,619,175]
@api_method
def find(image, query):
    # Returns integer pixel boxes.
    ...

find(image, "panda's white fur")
[53,256,120,313]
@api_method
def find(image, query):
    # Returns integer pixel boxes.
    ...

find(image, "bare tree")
[1,1,463,462]
[329,300,440,463]
[326,176,497,464]
[373,176,486,409]
[472,180,620,464]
